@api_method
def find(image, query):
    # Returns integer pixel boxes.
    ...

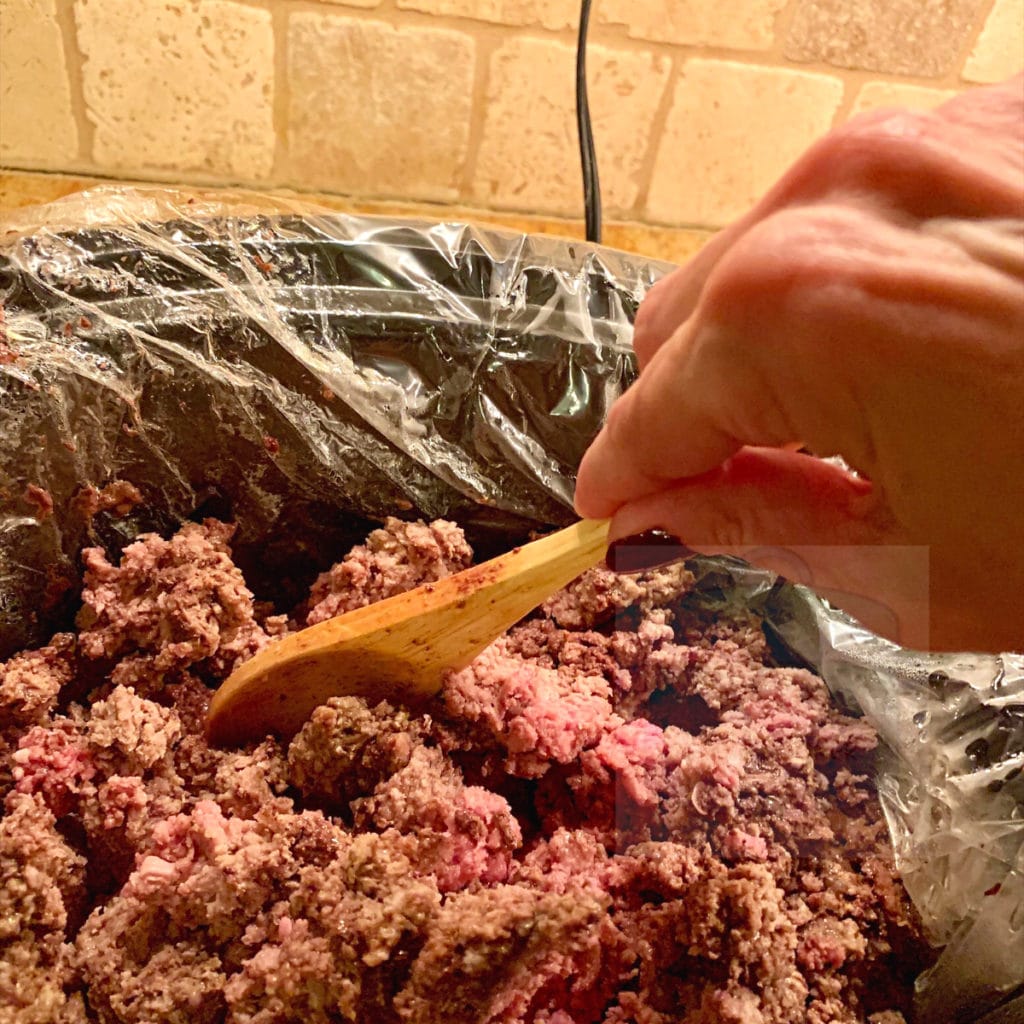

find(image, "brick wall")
[1,0,1021,231]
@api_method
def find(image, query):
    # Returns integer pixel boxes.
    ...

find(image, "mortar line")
[456,28,499,202]
[768,0,803,61]
[220,1,971,89]
[629,50,680,223]
[53,0,94,164]
[269,0,291,184]
[952,0,998,84]
[831,69,878,123]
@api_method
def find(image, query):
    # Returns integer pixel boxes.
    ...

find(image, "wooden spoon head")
[205,580,474,747]
[205,633,437,747]
[205,518,611,747]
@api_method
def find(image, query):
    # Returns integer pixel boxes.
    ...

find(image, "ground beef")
[0,517,933,1023]
[287,697,426,807]
[0,632,76,731]
[72,480,145,521]
[23,483,54,521]
[306,517,473,625]
[75,520,270,687]
[541,563,695,632]
[0,338,18,365]
[0,792,85,1023]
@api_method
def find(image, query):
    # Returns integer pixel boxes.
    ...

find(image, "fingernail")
[604,529,694,574]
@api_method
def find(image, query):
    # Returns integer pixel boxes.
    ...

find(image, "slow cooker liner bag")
[0,187,1021,1022]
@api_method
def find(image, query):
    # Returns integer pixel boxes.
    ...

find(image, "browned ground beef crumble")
[0,517,932,1024]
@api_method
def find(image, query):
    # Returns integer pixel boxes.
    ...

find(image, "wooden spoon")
[206,518,611,746]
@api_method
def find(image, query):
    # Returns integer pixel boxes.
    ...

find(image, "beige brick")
[0,0,78,166]
[598,0,786,51]
[647,60,843,228]
[287,14,474,201]
[963,0,1024,83]
[396,0,576,30]
[74,0,274,178]
[473,37,670,217]
[786,0,981,76]
[851,82,959,117]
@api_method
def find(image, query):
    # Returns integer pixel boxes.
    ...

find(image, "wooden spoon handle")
[206,518,611,745]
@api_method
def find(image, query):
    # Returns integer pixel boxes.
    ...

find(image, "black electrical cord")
[576,0,602,244]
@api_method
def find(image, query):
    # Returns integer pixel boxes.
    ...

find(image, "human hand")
[575,75,1024,653]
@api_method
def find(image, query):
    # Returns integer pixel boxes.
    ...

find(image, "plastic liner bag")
[0,187,656,657]
[1,187,1021,1023]
[746,576,1022,1023]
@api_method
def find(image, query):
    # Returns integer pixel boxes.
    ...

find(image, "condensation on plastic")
[761,584,1024,1023]
[1,187,1020,1023]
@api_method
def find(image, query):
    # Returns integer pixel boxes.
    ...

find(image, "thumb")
[607,447,931,649]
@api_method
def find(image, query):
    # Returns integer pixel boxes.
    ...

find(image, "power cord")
[576,0,602,244]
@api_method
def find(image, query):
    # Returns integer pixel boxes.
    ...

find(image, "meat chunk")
[76,519,269,684]
[306,517,472,625]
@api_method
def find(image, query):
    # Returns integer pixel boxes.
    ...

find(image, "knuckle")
[633,267,690,367]
[633,279,666,337]
[704,210,810,304]
[815,108,935,189]
[704,206,857,321]
[602,389,639,451]
[631,325,660,370]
